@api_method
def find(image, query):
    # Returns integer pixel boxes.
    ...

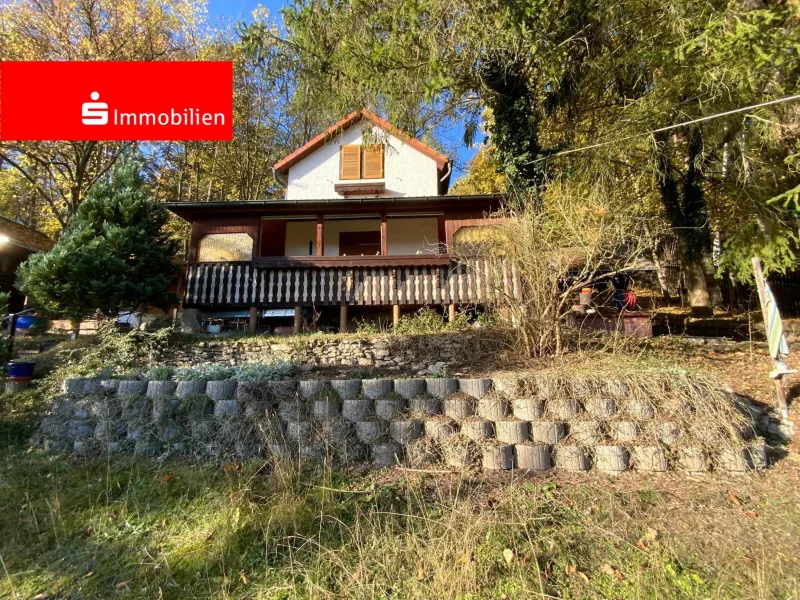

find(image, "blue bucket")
[15,316,48,332]
[7,362,35,379]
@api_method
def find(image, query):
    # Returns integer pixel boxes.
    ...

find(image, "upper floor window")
[340,144,384,180]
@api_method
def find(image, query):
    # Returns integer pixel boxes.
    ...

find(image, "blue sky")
[206,0,478,179]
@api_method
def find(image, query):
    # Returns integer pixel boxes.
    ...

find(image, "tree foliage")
[0,0,207,226]
[17,158,178,330]
[262,0,800,309]
[450,147,507,195]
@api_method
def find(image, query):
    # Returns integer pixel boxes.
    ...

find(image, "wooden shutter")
[340,145,361,180]
[362,144,384,179]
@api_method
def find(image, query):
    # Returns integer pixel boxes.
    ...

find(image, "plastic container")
[15,316,49,332]
[7,362,35,379]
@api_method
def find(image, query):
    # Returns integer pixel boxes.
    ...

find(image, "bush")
[147,365,175,381]
[174,364,235,381]
[235,361,294,381]
[393,307,471,334]
[465,181,650,357]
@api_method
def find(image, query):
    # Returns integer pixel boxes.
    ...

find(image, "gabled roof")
[0,217,53,252]
[273,109,450,175]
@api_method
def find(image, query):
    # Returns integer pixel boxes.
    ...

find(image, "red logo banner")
[0,61,233,141]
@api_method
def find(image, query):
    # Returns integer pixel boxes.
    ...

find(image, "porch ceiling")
[164,194,505,221]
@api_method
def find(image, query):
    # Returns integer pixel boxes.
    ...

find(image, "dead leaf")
[503,548,514,564]
[224,462,242,473]
[743,555,755,563]
[115,580,133,589]
[636,539,647,551]
[601,564,625,580]
[417,560,425,582]
[745,510,759,519]
[239,571,248,585]
[352,566,362,583]
[160,473,175,482]
[521,553,533,567]
[728,491,743,507]
[32,594,51,600]
[577,571,590,583]
[643,527,658,542]
[565,564,577,575]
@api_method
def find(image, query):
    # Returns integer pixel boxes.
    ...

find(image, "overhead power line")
[536,94,800,162]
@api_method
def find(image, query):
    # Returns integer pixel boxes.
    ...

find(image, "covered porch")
[166,195,510,333]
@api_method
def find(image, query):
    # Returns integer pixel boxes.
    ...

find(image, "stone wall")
[152,330,505,373]
[40,373,774,474]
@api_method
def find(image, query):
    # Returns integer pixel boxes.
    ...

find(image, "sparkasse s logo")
[0,61,233,141]
[82,92,108,126]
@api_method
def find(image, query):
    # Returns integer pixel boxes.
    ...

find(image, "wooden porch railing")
[182,257,519,307]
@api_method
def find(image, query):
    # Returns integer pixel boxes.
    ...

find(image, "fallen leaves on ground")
[601,564,625,580]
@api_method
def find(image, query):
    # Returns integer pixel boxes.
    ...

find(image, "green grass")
[1,445,799,599]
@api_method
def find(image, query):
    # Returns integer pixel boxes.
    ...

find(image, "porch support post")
[393,304,400,329]
[448,303,457,323]
[339,305,348,333]
[316,215,324,256]
[293,305,302,334]
[380,212,388,255]
[248,306,258,333]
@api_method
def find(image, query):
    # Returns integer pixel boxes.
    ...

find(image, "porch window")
[197,233,253,262]
[340,144,384,180]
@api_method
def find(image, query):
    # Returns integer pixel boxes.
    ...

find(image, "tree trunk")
[654,129,718,317]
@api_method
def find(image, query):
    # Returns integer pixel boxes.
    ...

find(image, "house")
[165,110,513,333]
[0,217,54,313]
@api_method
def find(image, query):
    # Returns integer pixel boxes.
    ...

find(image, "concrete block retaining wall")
[40,374,775,473]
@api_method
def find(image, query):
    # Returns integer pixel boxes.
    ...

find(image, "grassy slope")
[1,449,799,600]
[1,333,799,599]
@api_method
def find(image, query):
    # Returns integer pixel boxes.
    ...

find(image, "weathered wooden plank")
[198,265,208,304]
[184,265,193,304]
[512,262,520,300]
[346,269,354,304]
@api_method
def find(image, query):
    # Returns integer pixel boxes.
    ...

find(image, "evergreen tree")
[17,158,178,334]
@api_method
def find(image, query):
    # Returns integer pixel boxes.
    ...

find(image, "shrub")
[234,361,294,382]
[464,182,649,357]
[147,365,175,381]
[393,307,471,334]
[174,364,235,381]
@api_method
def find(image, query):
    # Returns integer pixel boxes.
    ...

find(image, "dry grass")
[1,447,799,600]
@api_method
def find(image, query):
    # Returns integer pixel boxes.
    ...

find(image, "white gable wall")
[286,124,441,200]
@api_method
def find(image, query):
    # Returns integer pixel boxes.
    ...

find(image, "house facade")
[166,110,512,333]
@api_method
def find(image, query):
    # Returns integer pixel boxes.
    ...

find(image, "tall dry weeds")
[458,180,652,358]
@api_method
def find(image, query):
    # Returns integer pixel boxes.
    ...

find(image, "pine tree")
[17,157,178,334]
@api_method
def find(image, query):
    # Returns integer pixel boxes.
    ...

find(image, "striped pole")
[752,257,792,418]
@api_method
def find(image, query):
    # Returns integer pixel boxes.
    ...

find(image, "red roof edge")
[273,109,450,175]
